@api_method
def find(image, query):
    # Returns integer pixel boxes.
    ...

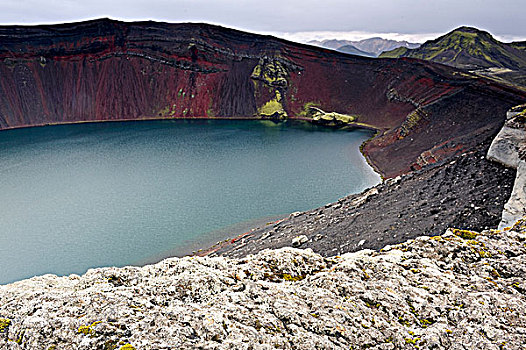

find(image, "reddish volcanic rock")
[0,19,524,177]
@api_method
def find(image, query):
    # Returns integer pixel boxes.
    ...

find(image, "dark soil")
[210,137,516,258]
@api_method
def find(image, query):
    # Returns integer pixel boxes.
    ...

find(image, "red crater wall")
[0,19,524,177]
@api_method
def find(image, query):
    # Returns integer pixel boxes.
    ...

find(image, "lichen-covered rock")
[251,57,290,88]
[307,106,356,127]
[1,219,526,349]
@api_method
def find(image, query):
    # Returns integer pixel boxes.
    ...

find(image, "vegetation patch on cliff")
[305,106,357,127]
[251,57,297,120]
[257,90,287,120]
[398,108,429,138]
[251,58,289,88]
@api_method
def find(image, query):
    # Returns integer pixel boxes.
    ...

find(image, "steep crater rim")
[0,19,525,178]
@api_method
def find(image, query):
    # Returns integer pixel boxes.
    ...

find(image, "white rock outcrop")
[501,159,526,228]
[487,105,526,229]
[487,126,524,168]
[1,219,525,349]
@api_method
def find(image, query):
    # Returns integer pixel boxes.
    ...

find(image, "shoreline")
[209,134,516,259]
[193,217,288,257]
[194,128,384,257]
[137,214,289,263]
[0,115,387,180]
[0,115,380,132]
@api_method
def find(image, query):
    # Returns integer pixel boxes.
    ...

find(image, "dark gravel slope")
[211,137,515,258]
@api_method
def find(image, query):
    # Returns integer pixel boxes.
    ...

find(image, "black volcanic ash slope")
[212,137,515,258]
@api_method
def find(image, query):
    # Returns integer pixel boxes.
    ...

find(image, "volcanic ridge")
[0,18,525,177]
[0,19,526,350]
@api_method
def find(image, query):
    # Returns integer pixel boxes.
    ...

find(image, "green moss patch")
[258,90,287,120]
[251,58,288,87]
[0,318,11,333]
[282,273,305,282]
[452,228,478,240]
[78,321,102,336]
[306,106,357,127]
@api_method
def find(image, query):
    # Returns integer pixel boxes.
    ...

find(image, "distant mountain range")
[380,26,526,88]
[336,44,376,57]
[308,28,526,88]
[308,37,420,57]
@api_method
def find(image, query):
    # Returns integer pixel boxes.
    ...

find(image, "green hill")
[511,41,526,51]
[380,27,526,69]
[380,27,526,88]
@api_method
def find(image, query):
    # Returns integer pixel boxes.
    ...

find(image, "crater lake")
[0,120,380,284]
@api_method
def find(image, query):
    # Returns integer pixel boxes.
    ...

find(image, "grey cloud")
[0,0,524,38]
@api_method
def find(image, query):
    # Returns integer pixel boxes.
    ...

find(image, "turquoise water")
[0,120,380,284]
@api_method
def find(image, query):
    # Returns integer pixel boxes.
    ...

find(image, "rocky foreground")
[1,218,525,349]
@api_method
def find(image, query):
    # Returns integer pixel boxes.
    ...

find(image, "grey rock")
[292,235,308,247]
[487,105,526,229]
[501,160,526,229]
[487,125,524,168]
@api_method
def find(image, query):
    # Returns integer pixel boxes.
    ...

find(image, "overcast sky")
[0,0,524,43]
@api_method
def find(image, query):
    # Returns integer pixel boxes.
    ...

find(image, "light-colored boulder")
[292,235,308,247]
[308,107,356,126]
[487,126,524,168]
[487,105,525,229]
[500,159,526,229]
